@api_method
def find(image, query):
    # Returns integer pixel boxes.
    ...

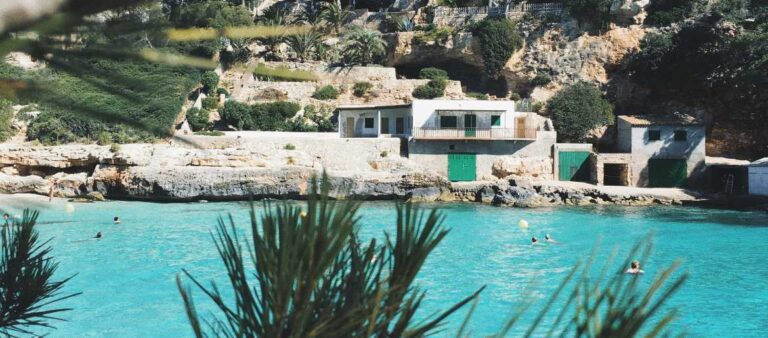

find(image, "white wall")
[411,99,519,129]
[627,125,706,187]
[749,166,768,196]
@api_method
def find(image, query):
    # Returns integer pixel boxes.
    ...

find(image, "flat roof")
[336,103,411,110]
[751,158,768,167]
[618,113,702,126]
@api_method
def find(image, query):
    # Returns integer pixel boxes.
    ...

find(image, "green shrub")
[302,104,335,132]
[186,108,210,131]
[202,96,219,110]
[547,82,613,142]
[380,150,388,157]
[466,92,489,100]
[0,99,13,142]
[353,82,373,97]
[284,143,296,150]
[201,71,219,93]
[109,143,120,153]
[412,78,447,99]
[415,26,453,44]
[216,87,229,97]
[419,67,449,80]
[96,132,112,145]
[474,18,523,78]
[219,100,300,131]
[312,85,339,100]
[532,102,544,113]
[530,73,552,86]
[509,92,521,100]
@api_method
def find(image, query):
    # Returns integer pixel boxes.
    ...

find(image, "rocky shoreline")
[0,136,709,208]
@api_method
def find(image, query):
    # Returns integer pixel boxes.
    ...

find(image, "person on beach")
[545,234,558,243]
[48,178,57,202]
[626,260,645,274]
[113,216,121,224]
[94,232,102,239]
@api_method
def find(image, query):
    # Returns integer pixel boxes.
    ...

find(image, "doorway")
[345,117,355,137]
[464,114,476,137]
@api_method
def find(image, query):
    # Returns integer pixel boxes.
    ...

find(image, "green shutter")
[648,159,687,187]
[448,153,476,182]
[558,151,591,182]
[440,116,457,128]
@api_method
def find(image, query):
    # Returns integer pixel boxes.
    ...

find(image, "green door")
[464,114,476,137]
[559,151,591,182]
[648,159,687,187]
[448,153,476,182]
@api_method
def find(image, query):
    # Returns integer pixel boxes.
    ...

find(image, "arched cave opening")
[393,60,509,98]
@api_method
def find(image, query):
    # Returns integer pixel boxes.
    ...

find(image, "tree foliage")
[0,210,80,336]
[548,82,613,142]
[474,18,523,78]
[200,71,219,93]
[286,31,323,63]
[321,0,352,34]
[312,85,340,100]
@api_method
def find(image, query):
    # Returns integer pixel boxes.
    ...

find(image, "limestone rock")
[492,156,553,180]
[0,173,47,194]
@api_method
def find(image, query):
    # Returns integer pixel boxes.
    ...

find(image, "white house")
[337,99,556,181]
[616,114,706,187]
[748,158,768,196]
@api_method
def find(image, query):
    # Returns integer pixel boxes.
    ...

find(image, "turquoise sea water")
[7,199,768,337]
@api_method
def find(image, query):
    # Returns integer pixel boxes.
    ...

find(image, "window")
[491,115,501,127]
[440,116,458,128]
[674,130,687,141]
[364,118,374,129]
[648,130,661,141]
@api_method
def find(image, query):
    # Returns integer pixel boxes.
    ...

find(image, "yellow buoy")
[65,203,75,214]
[518,219,529,229]
[300,212,307,218]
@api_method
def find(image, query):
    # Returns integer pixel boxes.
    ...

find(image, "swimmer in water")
[625,260,645,274]
[94,232,102,239]
[545,234,558,243]
[531,236,540,245]
[3,213,9,226]
[113,216,121,224]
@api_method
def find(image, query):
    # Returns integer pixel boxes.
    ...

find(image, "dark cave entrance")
[393,60,509,97]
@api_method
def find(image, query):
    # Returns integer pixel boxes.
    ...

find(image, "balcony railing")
[413,127,537,140]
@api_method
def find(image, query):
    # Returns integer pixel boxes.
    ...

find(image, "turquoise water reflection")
[11,200,768,337]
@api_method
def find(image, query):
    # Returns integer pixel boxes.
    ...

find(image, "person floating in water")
[94,232,103,239]
[2,213,9,227]
[545,234,558,243]
[626,260,645,274]
[113,216,121,224]
[531,236,540,245]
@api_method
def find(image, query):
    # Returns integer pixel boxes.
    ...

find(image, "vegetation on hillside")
[0,99,13,142]
[218,100,302,131]
[626,3,768,157]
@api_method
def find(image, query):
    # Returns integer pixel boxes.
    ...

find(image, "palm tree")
[342,27,387,66]
[177,175,483,337]
[286,30,322,63]
[0,210,80,336]
[320,0,352,35]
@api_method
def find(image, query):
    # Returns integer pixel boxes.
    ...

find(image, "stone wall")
[592,153,632,186]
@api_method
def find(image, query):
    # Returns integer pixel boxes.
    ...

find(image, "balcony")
[412,127,537,140]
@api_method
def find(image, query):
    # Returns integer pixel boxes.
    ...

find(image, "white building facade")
[748,158,768,196]
[338,100,556,181]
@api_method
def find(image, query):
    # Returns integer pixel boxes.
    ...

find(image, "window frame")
[364,117,374,129]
